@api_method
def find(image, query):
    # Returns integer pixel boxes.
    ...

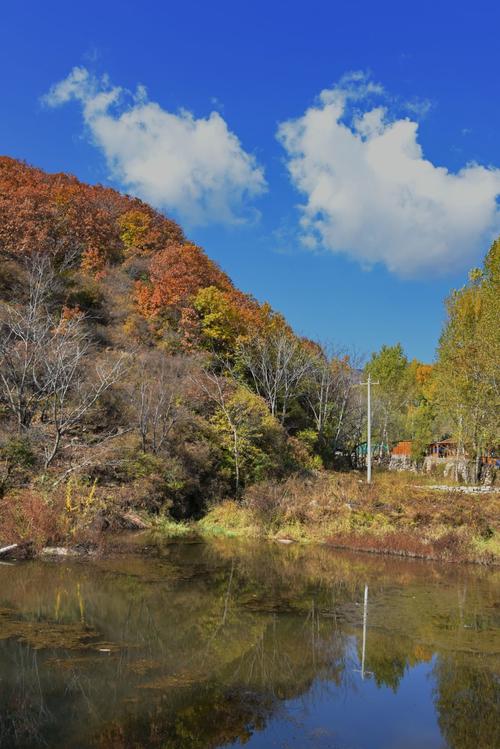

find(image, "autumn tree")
[434,243,500,479]
[0,156,183,273]
[135,243,234,317]
[190,286,264,356]
[192,287,243,352]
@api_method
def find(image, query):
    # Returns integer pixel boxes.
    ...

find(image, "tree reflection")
[433,655,500,749]
[94,687,273,749]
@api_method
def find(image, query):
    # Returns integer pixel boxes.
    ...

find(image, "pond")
[0,537,498,748]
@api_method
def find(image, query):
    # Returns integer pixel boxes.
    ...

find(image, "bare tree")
[304,347,365,453]
[292,343,366,465]
[131,352,189,453]
[304,350,337,438]
[42,320,127,467]
[0,254,127,467]
[238,331,312,424]
[0,255,57,430]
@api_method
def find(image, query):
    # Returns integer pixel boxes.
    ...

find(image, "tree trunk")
[44,429,61,469]
[232,425,240,495]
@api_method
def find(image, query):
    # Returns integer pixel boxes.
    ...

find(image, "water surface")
[0,537,498,748]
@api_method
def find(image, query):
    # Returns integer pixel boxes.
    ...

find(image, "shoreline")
[1,471,498,566]
[1,523,498,567]
[193,524,499,566]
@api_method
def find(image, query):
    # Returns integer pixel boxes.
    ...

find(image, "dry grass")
[0,489,63,549]
[198,500,261,538]
[0,479,115,551]
[199,471,500,565]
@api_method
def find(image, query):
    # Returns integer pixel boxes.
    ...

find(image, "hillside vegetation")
[0,157,498,560]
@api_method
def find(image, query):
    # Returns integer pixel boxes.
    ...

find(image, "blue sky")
[2,0,500,362]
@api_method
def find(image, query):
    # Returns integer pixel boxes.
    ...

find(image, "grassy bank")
[197,471,500,565]
[1,470,498,565]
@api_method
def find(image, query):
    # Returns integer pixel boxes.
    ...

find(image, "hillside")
[0,156,498,564]
[0,156,265,341]
[0,156,185,269]
[0,157,312,532]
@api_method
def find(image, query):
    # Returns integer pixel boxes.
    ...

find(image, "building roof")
[391,440,413,456]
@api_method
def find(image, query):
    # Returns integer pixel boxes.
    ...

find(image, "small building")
[391,439,498,466]
[426,439,457,460]
[391,440,413,457]
[391,439,458,460]
[355,442,389,464]
[390,438,499,479]
[389,440,414,471]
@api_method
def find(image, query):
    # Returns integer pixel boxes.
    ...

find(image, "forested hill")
[0,156,321,525]
[0,156,498,546]
[1,156,305,345]
[0,155,186,266]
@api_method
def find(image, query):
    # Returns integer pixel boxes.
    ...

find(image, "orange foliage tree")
[135,243,234,316]
[0,156,184,273]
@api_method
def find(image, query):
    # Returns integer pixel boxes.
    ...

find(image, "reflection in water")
[353,584,371,681]
[0,538,498,748]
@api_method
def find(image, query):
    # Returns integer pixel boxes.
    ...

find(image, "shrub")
[66,278,106,321]
[0,437,35,470]
[0,489,63,547]
[0,437,36,496]
[286,435,323,472]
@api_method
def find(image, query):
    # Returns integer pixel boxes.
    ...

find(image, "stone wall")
[388,454,417,472]
[387,455,500,485]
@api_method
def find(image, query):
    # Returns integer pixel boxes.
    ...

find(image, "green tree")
[405,362,440,460]
[435,242,500,479]
[364,343,413,452]
[209,381,284,493]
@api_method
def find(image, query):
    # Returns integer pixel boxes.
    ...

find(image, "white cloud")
[277,72,500,276]
[43,67,266,225]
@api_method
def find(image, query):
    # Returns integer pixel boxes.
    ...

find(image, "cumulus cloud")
[277,72,500,276]
[43,67,266,225]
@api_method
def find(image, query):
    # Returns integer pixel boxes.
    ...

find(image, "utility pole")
[358,374,379,483]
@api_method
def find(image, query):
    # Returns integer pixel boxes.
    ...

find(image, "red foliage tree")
[135,243,234,316]
[0,157,184,273]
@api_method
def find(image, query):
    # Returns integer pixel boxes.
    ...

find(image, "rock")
[117,511,152,530]
[41,547,80,556]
